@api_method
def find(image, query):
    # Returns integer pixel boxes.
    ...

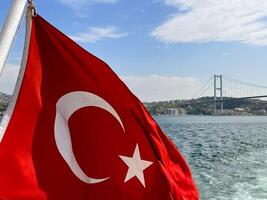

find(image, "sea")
[155,115,267,200]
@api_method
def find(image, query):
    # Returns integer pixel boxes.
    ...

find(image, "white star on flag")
[119,144,153,187]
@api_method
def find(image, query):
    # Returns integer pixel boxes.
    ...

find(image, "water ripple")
[155,116,267,200]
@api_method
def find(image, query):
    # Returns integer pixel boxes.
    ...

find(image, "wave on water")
[156,116,267,200]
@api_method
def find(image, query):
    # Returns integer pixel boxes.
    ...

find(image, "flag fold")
[0,15,199,200]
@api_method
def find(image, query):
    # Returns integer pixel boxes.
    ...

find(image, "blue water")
[155,116,267,200]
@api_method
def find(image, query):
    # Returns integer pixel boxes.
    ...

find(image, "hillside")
[144,97,267,116]
[0,92,12,112]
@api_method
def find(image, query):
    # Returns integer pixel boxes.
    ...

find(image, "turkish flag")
[0,15,199,200]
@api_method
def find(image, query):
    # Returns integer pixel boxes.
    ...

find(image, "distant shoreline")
[145,97,267,116]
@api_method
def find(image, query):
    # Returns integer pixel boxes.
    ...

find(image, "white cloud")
[0,68,201,102]
[0,64,20,95]
[152,0,267,46]
[71,26,127,43]
[121,75,201,102]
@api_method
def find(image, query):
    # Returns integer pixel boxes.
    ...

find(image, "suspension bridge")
[188,75,267,115]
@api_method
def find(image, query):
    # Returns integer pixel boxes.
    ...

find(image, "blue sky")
[1,0,267,102]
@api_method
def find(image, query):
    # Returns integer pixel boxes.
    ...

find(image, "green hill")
[144,97,267,116]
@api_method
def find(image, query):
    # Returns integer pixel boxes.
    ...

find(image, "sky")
[1,0,267,102]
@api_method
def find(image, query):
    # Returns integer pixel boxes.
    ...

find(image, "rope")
[27,0,37,17]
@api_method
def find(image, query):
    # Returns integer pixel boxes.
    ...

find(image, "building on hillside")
[222,109,234,115]
[257,109,266,115]
[166,108,186,116]
[234,107,249,115]
[234,108,246,112]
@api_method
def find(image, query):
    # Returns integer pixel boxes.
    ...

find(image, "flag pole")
[0,0,28,78]
[0,2,34,142]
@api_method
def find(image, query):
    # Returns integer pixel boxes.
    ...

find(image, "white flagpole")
[0,0,28,78]
[0,3,33,143]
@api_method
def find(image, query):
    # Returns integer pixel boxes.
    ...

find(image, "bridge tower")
[214,75,223,115]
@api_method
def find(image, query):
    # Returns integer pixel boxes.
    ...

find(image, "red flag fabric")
[0,15,199,200]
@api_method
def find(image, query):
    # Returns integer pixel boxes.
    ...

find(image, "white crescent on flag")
[54,91,125,184]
